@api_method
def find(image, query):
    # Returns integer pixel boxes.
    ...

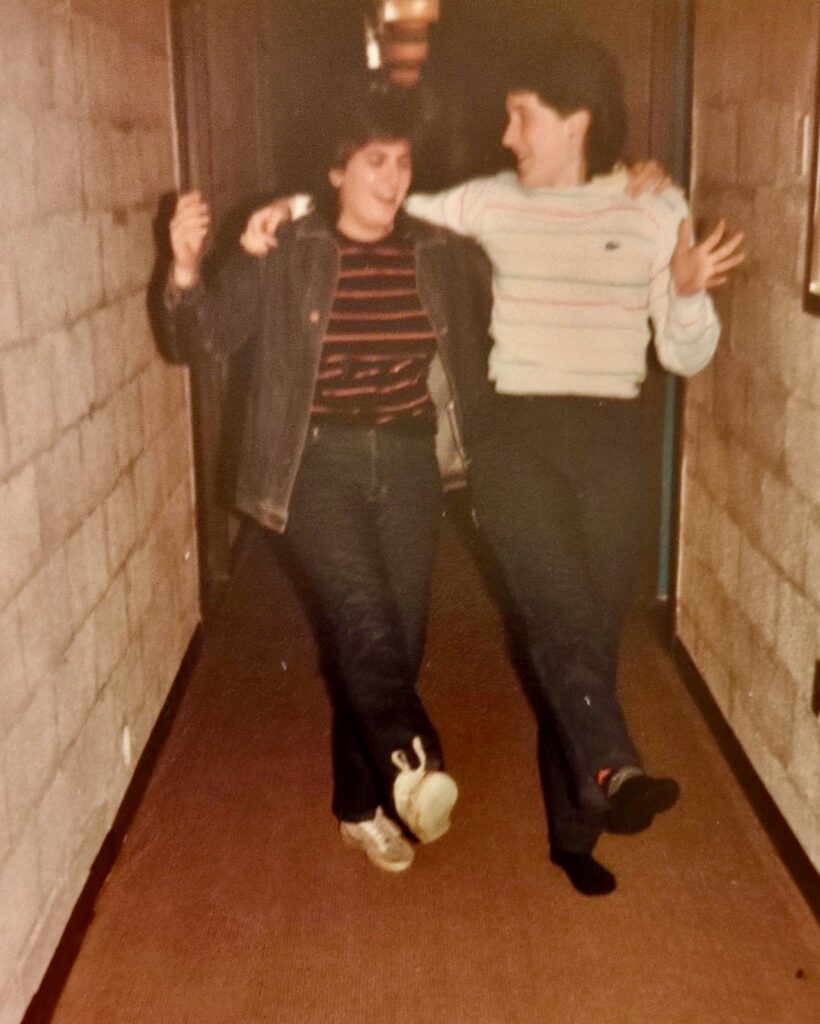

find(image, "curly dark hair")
[503,30,627,177]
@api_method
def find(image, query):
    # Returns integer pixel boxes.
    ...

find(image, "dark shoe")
[604,769,680,835]
[551,849,616,896]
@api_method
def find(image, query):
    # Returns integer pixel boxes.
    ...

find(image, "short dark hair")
[504,31,627,177]
[312,88,420,220]
[326,88,419,170]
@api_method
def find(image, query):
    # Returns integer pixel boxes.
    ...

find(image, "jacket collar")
[292,210,447,248]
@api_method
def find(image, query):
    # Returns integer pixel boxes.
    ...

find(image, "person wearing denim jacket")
[162,93,492,875]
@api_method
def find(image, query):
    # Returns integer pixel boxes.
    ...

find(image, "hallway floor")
[48,515,818,1024]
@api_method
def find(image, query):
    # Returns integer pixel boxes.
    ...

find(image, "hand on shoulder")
[623,159,674,198]
[240,197,294,256]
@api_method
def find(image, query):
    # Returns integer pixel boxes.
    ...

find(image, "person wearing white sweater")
[404,166,721,397]
[240,32,743,895]
[407,33,741,896]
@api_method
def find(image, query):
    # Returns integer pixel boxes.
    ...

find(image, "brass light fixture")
[380,0,440,23]
[365,0,441,88]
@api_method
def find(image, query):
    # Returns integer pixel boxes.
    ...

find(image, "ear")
[329,167,343,189]
[566,109,591,142]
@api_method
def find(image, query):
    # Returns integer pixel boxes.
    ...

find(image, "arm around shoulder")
[405,176,496,237]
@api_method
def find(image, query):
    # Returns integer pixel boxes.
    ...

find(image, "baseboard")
[673,637,819,921]
[21,626,204,1024]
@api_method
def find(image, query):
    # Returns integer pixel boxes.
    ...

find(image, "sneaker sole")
[605,777,680,835]
[405,773,458,844]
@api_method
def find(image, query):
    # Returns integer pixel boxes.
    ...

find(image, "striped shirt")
[311,229,437,428]
[405,169,719,398]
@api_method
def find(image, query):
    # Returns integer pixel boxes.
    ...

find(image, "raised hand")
[240,198,292,256]
[625,159,673,197]
[671,218,745,296]
[170,191,210,288]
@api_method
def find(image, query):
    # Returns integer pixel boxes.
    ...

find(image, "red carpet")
[48,515,819,1023]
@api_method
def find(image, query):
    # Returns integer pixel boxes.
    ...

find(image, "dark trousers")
[465,393,649,852]
[284,422,443,823]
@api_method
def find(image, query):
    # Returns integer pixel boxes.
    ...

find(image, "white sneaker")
[339,807,415,873]
[391,736,458,844]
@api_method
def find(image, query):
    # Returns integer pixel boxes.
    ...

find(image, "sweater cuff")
[668,286,709,324]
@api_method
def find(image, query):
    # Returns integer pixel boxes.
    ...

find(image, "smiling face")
[502,91,589,189]
[330,138,412,241]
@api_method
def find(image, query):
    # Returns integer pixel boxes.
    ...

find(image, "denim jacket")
[162,212,492,532]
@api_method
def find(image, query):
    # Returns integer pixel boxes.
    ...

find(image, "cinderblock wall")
[0,2,199,1018]
[679,0,819,869]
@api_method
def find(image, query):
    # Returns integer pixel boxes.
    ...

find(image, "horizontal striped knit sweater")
[405,169,719,398]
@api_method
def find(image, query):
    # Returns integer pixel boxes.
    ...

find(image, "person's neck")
[554,161,587,187]
[335,215,394,243]
[525,154,588,190]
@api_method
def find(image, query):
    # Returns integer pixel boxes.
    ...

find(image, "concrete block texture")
[744,368,788,474]
[46,327,94,434]
[0,824,42,988]
[775,582,816,690]
[58,212,105,322]
[3,682,59,847]
[2,339,57,469]
[784,396,820,506]
[0,0,199,1015]
[752,185,807,288]
[710,346,747,443]
[0,250,21,350]
[34,112,82,219]
[0,600,27,741]
[64,507,108,627]
[10,221,68,337]
[734,636,796,767]
[79,122,115,211]
[34,427,84,556]
[17,550,74,688]
[681,0,820,879]
[737,536,780,650]
[0,466,42,611]
[103,469,138,574]
[807,506,820,610]
[758,469,810,587]
[52,617,97,758]
[0,104,36,231]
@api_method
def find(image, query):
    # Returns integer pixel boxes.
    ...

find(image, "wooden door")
[170,0,281,611]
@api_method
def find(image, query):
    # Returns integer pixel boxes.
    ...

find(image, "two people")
[168,30,744,895]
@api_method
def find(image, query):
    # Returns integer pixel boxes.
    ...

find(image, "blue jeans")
[284,422,443,822]
[465,393,647,852]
